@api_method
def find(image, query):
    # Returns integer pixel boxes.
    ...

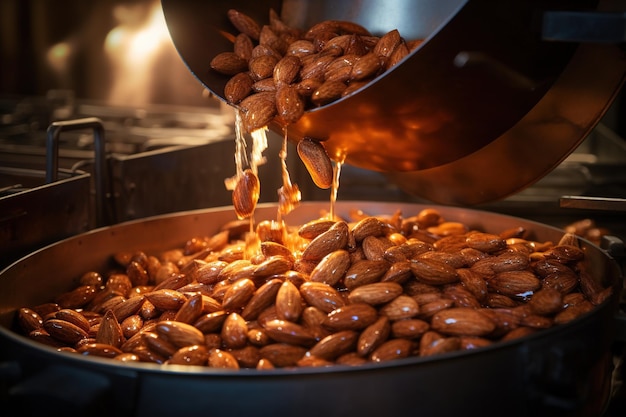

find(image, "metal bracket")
[46,117,112,227]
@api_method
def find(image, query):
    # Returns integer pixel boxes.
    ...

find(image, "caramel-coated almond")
[431,307,496,337]
[296,138,334,190]
[348,282,403,305]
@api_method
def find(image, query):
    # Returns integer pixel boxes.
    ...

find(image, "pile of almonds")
[16,207,613,369]
[210,9,421,133]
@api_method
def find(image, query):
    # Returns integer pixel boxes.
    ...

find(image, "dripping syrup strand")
[329,153,345,220]
[276,128,301,223]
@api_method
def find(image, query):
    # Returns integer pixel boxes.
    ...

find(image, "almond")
[54,285,98,309]
[431,307,496,336]
[488,270,541,298]
[351,52,383,81]
[249,54,279,81]
[391,318,430,339]
[259,343,307,367]
[224,72,253,104]
[210,52,248,75]
[370,338,413,362]
[296,137,334,189]
[193,311,228,334]
[348,282,403,305]
[227,9,261,40]
[252,255,293,278]
[156,320,205,348]
[208,348,241,369]
[287,39,317,58]
[528,287,564,315]
[44,318,89,345]
[275,280,304,322]
[144,289,187,311]
[301,220,349,261]
[232,169,260,219]
[410,258,459,285]
[262,319,316,346]
[55,308,91,333]
[273,55,302,85]
[357,316,390,356]
[221,312,249,349]
[465,232,507,253]
[308,330,358,360]
[380,260,413,284]
[373,29,402,59]
[275,84,305,125]
[233,33,254,61]
[298,218,336,239]
[299,281,346,313]
[310,80,347,106]
[239,92,277,133]
[167,345,209,366]
[343,259,389,290]
[351,217,388,241]
[95,310,124,348]
[17,308,43,333]
[323,303,378,331]
[309,249,351,286]
[77,342,123,359]
[379,294,420,320]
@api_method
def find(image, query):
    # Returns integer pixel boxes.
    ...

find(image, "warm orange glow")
[104,0,172,105]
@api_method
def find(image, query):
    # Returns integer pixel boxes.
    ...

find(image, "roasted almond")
[488,270,541,299]
[144,289,187,311]
[273,55,302,85]
[275,280,304,322]
[225,72,253,104]
[262,319,316,346]
[296,137,334,189]
[227,9,261,40]
[301,220,349,261]
[239,93,277,133]
[275,84,305,125]
[44,319,89,345]
[308,330,358,360]
[357,316,390,356]
[431,307,496,337]
[370,338,413,362]
[221,312,249,349]
[222,278,256,312]
[410,258,459,285]
[210,52,248,75]
[156,320,205,348]
[343,259,389,290]
[309,249,351,286]
[208,348,241,369]
[350,52,383,81]
[379,294,420,320]
[96,310,125,348]
[259,343,306,367]
[232,169,260,219]
[299,281,346,313]
[310,80,347,106]
[323,303,378,331]
[348,282,403,305]
[167,345,209,366]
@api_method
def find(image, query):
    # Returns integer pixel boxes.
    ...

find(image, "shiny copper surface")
[386,43,625,205]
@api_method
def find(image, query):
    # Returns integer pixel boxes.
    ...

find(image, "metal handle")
[559,195,626,212]
[46,117,111,227]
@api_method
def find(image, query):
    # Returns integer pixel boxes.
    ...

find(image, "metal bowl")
[0,201,622,417]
